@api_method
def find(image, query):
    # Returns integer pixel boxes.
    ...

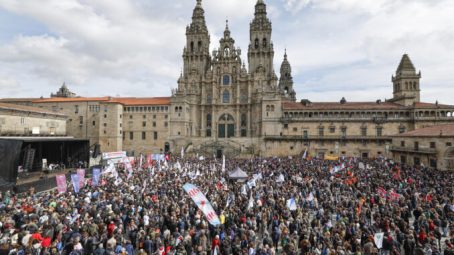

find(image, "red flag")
[377,187,387,198]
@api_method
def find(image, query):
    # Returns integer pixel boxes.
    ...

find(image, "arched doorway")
[218,114,235,138]
[444,147,454,170]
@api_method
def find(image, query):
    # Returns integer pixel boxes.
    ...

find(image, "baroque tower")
[390,54,421,106]
[278,51,296,101]
[248,0,274,77]
[182,0,211,77]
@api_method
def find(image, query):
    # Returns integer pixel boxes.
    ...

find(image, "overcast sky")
[0,0,453,103]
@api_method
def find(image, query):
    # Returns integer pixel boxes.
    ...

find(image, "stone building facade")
[1,0,454,163]
[0,103,67,136]
[21,94,171,155]
[391,125,454,171]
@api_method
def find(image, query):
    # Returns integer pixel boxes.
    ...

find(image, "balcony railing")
[390,146,437,154]
[264,135,391,141]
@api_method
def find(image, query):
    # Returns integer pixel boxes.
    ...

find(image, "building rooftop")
[0,102,67,117]
[282,101,454,111]
[31,97,171,105]
[282,101,405,110]
[397,124,454,137]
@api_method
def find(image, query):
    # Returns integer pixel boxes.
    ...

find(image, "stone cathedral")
[169,0,454,159]
[3,0,454,166]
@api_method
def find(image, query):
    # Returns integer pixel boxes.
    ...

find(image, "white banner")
[183,183,221,226]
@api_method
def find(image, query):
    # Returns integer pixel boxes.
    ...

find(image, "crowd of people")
[0,154,453,255]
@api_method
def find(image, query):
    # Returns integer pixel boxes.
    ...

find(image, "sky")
[0,0,453,103]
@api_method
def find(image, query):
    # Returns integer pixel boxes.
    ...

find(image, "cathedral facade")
[169,0,296,157]
[168,0,454,160]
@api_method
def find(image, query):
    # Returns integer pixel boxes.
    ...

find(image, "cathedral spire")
[190,0,207,31]
[224,19,230,38]
[396,54,416,73]
[279,51,296,101]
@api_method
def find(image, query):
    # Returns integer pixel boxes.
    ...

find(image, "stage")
[0,137,89,191]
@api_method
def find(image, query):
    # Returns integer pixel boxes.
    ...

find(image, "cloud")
[0,0,452,104]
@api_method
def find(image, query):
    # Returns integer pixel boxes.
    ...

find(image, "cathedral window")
[223,75,230,85]
[263,38,267,47]
[254,38,259,49]
[198,41,202,51]
[222,90,230,103]
[190,41,194,52]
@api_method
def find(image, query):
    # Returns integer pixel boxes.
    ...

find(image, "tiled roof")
[0,103,66,117]
[414,102,454,109]
[0,98,39,102]
[32,97,171,105]
[110,97,171,106]
[397,124,454,137]
[282,101,405,110]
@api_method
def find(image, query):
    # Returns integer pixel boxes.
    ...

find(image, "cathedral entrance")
[218,114,235,138]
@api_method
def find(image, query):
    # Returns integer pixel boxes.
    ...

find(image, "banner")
[102,151,127,163]
[122,157,133,179]
[92,168,101,187]
[287,197,297,211]
[77,169,85,188]
[181,146,184,158]
[55,174,67,193]
[325,155,339,161]
[183,183,221,226]
[71,174,80,193]
[222,155,225,172]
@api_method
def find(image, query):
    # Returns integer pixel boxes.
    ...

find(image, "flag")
[276,174,285,183]
[92,168,101,187]
[377,187,387,198]
[221,155,225,172]
[56,174,67,193]
[77,169,85,189]
[183,183,221,226]
[175,235,183,247]
[139,154,144,168]
[247,179,256,189]
[122,157,133,179]
[71,174,80,193]
[388,190,400,201]
[241,184,247,196]
[247,195,254,210]
[374,232,384,249]
[226,192,235,208]
[287,197,297,211]
[181,146,184,158]
[302,149,307,160]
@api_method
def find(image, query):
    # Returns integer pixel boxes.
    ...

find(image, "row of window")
[124,106,168,113]
[400,141,452,149]
[284,125,393,137]
[123,131,158,140]
[128,114,168,120]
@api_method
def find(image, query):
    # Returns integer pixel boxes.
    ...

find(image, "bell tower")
[247,0,274,77]
[278,50,296,101]
[182,0,211,77]
[390,54,421,106]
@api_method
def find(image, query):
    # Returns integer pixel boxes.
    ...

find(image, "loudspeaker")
[93,144,101,158]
